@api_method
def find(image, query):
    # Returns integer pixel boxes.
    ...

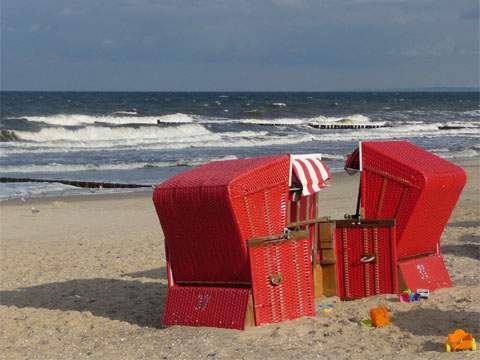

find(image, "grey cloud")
[1,0,478,90]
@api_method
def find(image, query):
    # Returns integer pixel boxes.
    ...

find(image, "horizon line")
[1,87,479,93]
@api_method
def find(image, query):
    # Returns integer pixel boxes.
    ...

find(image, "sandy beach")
[1,158,478,360]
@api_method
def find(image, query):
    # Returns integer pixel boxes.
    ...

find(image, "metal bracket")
[269,274,283,286]
[360,255,376,263]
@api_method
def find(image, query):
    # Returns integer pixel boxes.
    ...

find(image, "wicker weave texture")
[162,286,250,329]
[334,224,398,299]
[153,155,289,283]
[249,238,315,325]
[290,195,317,249]
[398,255,452,292]
[360,141,466,259]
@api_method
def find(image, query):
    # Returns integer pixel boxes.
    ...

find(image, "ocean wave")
[0,182,143,201]
[0,182,82,201]
[2,113,479,153]
[443,121,480,128]
[3,123,311,150]
[296,122,480,144]
[13,124,213,143]
[2,121,478,153]
[16,113,196,126]
[235,114,385,127]
[0,155,239,174]
[155,113,196,123]
[317,153,345,160]
[433,148,479,159]
[238,118,306,126]
[111,110,138,116]
[463,110,480,117]
[12,112,389,128]
[310,114,373,124]
[2,146,476,176]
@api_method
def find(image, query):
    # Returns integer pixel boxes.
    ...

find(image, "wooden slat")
[288,217,331,228]
[247,230,309,247]
[319,221,337,297]
[244,293,255,329]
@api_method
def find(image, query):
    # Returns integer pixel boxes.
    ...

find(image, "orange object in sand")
[369,306,390,328]
[446,329,476,352]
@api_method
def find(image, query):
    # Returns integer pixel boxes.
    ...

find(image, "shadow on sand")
[393,308,480,337]
[393,308,480,352]
[447,220,480,228]
[442,243,480,260]
[123,267,167,280]
[0,278,167,327]
[459,233,480,243]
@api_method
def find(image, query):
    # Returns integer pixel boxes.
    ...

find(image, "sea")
[1,91,479,200]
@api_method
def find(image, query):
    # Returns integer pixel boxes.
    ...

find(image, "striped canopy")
[290,154,331,196]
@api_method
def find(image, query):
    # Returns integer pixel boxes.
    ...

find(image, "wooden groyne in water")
[308,124,386,129]
[155,120,387,129]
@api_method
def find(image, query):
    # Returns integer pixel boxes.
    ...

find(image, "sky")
[1,0,479,91]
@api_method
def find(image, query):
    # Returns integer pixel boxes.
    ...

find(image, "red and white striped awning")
[290,154,331,196]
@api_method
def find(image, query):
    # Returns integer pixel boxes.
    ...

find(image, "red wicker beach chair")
[153,155,331,329]
[344,140,466,292]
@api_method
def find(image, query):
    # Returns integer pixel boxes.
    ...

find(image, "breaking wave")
[16,113,196,126]
[2,123,314,150]
[463,110,480,117]
[11,113,386,127]
[13,123,212,143]
[2,118,479,153]
[432,147,479,159]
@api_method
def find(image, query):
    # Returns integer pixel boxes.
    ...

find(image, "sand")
[1,158,479,360]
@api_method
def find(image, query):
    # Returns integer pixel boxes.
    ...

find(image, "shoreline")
[1,157,478,206]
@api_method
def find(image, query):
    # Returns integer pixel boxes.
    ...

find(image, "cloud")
[1,0,478,90]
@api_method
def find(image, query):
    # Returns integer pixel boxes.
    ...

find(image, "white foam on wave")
[4,114,479,154]
[14,124,212,143]
[463,110,480,117]
[238,118,306,126]
[303,122,480,144]
[319,153,345,160]
[0,182,81,201]
[19,113,195,126]
[17,112,385,128]
[111,110,138,116]
[310,114,374,125]
[434,148,479,159]
[0,182,142,201]
[155,113,196,123]
[236,114,385,127]
[6,123,308,150]
[444,121,480,128]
